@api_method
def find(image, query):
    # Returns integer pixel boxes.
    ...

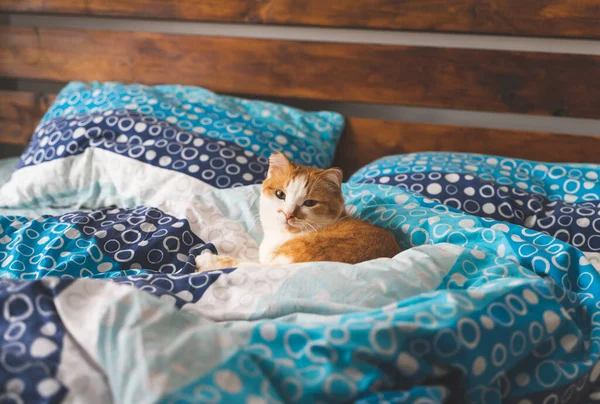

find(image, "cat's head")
[260,153,345,233]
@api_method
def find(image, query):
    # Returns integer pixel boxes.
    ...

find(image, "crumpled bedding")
[0,179,599,404]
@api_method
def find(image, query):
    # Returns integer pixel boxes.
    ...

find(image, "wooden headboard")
[1,1,600,176]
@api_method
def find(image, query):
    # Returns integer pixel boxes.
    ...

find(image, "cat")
[195,152,401,272]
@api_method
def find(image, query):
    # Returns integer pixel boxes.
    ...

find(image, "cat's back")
[274,217,401,265]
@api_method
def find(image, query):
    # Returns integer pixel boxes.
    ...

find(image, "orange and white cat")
[195,152,400,272]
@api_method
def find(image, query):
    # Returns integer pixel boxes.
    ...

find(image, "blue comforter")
[0,153,599,403]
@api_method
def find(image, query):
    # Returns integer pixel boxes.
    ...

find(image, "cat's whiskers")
[287,221,304,231]
[302,221,318,233]
[305,219,334,232]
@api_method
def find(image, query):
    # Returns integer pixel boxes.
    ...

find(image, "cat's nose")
[284,212,295,221]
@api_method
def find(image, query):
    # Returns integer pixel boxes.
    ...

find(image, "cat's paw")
[195,252,239,272]
[195,252,221,272]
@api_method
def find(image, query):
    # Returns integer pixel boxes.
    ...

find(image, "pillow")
[0,82,344,209]
[349,152,600,253]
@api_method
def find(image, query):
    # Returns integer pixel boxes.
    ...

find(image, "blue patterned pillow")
[41,82,344,168]
[349,152,600,254]
[0,82,344,209]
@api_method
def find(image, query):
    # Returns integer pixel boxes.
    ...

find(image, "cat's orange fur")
[195,153,401,271]
[273,218,400,264]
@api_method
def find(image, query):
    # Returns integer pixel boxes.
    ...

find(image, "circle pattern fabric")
[88,183,600,404]
[0,206,214,281]
[0,215,123,281]
[0,278,68,403]
[351,152,600,203]
[40,81,345,169]
[21,110,268,189]
[350,153,600,254]
[57,206,212,275]
[1,181,600,403]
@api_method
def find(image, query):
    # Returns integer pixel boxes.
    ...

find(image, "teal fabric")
[39,81,345,168]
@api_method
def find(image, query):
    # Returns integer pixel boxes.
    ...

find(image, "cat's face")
[260,153,345,233]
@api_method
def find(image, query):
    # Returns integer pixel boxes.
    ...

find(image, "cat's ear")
[268,152,292,177]
[320,167,343,188]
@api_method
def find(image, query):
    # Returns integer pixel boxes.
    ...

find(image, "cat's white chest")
[259,232,296,264]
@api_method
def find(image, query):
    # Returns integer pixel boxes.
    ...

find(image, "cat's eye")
[303,200,318,207]
[275,189,286,200]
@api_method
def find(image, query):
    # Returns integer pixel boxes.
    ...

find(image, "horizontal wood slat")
[2,90,599,174]
[2,0,600,39]
[335,119,600,175]
[2,26,600,119]
[0,90,54,145]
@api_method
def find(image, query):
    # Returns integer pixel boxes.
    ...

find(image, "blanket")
[1,181,599,404]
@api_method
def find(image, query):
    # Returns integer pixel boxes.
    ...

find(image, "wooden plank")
[334,118,600,176]
[0,90,54,145]
[2,0,600,39]
[0,145,26,159]
[2,91,599,176]
[2,27,600,119]
[0,142,25,159]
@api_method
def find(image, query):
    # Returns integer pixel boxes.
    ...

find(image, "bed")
[1,2,600,404]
